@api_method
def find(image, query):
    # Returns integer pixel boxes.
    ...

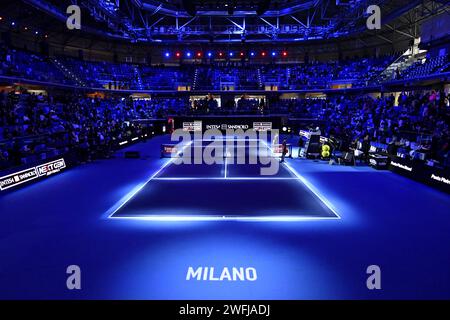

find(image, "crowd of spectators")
[1,89,449,171]
[0,44,400,91]
[0,91,151,170]
[285,57,394,89]
[1,42,449,170]
[395,54,450,81]
[314,91,450,167]
[0,45,73,84]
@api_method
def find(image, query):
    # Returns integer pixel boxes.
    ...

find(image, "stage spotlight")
[11,22,15,26]
[196,52,202,58]
[282,51,288,57]
[240,52,245,57]
[261,51,266,57]
[207,52,213,58]
[0,17,3,21]
[229,52,234,57]
[250,51,255,57]
[164,52,170,58]
[186,52,192,58]
[175,52,181,58]
[219,52,224,57]
[271,51,276,57]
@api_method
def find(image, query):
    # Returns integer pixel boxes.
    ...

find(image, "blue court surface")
[110,139,339,220]
[0,135,450,300]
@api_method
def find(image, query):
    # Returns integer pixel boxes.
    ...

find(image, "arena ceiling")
[0,0,449,48]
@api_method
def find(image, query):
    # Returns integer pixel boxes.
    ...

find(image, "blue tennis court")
[110,139,339,220]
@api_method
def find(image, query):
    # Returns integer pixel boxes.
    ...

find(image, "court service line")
[109,215,340,222]
[152,177,300,180]
[106,141,193,218]
[260,139,341,220]
[108,138,340,221]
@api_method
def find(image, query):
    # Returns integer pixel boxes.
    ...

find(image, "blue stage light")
[271,51,276,57]
[11,22,15,26]
[250,52,255,57]
[186,52,192,58]
[229,52,234,57]
[164,52,170,58]
[207,52,213,58]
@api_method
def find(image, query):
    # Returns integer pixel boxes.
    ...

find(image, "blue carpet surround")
[0,136,450,299]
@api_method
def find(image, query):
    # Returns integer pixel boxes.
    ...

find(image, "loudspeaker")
[125,151,141,159]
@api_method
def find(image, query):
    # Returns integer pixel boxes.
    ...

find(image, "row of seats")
[400,55,449,79]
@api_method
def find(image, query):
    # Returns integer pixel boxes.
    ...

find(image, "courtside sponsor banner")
[0,167,39,190]
[0,158,66,191]
[430,174,450,185]
[36,159,66,177]
[390,161,413,172]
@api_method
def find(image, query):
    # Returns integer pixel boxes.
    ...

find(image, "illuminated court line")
[194,138,261,142]
[108,139,341,221]
[106,141,192,218]
[109,215,340,222]
[152,177,300,180]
